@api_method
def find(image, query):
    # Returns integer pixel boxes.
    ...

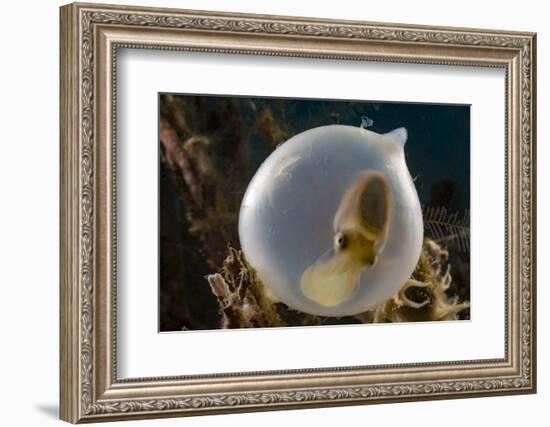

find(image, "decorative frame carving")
[60,2,536,423]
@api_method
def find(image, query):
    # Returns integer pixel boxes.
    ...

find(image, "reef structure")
[207,239,469,329]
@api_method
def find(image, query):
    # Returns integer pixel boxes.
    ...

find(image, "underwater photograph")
[158,94,470,332]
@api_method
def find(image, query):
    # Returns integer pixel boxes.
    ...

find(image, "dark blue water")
[235,97,470,214]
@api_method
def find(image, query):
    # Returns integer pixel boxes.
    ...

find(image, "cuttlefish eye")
[334,231,348,250]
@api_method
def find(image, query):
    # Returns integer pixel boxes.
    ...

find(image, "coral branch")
[360,239,469,323]
[207,247,285,329]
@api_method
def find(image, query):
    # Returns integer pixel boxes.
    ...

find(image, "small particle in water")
[360,116,374,129]
[276,155,301,178]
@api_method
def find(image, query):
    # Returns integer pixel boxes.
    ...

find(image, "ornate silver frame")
[60,2,537,423]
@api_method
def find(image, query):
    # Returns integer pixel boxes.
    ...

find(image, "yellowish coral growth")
[364,239,469,323]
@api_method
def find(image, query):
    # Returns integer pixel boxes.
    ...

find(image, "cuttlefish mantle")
[300,171,392,307]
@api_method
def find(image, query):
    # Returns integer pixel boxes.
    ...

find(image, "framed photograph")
[60,2,537,423]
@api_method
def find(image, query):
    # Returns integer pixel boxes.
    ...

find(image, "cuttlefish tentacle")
[300,171,392,307]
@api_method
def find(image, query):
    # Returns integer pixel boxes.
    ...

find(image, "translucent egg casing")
[238,125,423,317]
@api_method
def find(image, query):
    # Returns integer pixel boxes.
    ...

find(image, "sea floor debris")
[206,239,470,329]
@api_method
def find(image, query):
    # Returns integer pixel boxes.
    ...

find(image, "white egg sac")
[238,124,423,317]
